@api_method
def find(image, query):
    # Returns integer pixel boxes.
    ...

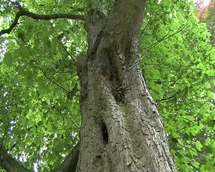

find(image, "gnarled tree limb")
[0,4,85,36]
[0,145,33,172]
[0,142,80,172]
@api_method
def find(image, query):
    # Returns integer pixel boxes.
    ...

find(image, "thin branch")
[164,68,184,91]
[142,26,185,54]
[158,90,181,102]
[18,41,69,93]
[29,54,69,93]
[0,4,85,36]
[51,142,80,172]
[87,0,93,10]
[51,26,77,64]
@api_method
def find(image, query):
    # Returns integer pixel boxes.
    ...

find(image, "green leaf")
[31,126,37,134]
[205,90,212,97]
[191,161,199,168]
[206,145,214,153]
[196,140,203,151]
[190,148,197,156]
[18,66,26,75]
[193,7,198,15]
[3,52,12,67]
[204,137,211,146]
[205,82,210,89]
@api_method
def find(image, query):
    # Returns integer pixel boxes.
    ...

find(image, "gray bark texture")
[76,0,177,171]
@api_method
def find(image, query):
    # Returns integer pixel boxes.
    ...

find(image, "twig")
[142,26,185,56]
[51,26,77,64]
[21,40,69,93]
[158,90,181,102]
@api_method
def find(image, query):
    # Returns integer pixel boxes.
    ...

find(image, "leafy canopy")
[0,0,214,171]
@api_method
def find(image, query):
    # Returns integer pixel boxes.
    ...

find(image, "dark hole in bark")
[102,122,108,144]
[112,87,124,103]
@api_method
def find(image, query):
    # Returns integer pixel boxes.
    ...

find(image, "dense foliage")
[0,0,214,171]
[196,0,215,46]
[142,1,215,171]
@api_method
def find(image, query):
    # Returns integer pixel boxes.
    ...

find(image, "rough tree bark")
[76,0,177,171]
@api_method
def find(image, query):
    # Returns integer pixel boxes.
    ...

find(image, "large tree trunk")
[76,0,177,171]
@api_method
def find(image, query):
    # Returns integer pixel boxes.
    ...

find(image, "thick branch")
[51,142,80,172]
[0,146,33,172]
[0,5,85,36]
[0,142,80,172]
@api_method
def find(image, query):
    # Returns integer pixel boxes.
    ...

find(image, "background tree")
[196,0,215,46]
[0,0,214,172]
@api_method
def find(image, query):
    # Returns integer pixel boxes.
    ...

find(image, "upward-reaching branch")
[0,146,33,172]
[0,4,85,36]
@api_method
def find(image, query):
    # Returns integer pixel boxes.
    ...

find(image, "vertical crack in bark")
[101,39,125,103]
[101,122,109,144]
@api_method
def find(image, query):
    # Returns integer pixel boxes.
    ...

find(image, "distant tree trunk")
[76,0,177,171]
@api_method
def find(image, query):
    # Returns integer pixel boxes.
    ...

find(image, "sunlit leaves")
[0,0,84,171]
[191,161,200,169]
[196,140,203,151]
[141,0,215,171]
